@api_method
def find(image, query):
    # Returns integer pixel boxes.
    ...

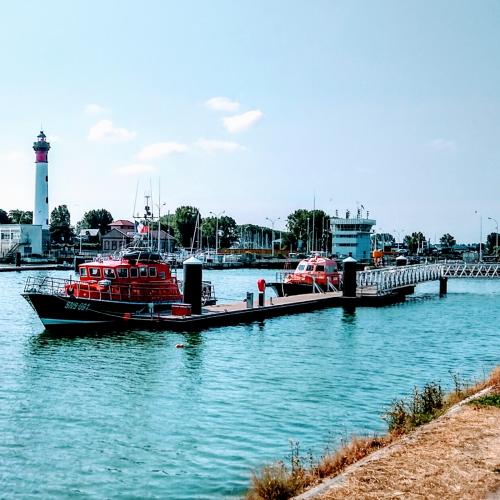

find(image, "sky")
[0,0,499,243]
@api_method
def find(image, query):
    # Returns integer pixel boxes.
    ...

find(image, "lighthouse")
[33,130,50,229]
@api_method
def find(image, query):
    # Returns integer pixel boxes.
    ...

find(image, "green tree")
[372,232,395,249]
[404,232,426,254]
[486,232,499,256]
[202,215,237,250]
[173,206,200,248]
[50,205,73,243]
[287,209,329,252]
[77,209,113,235]
[0,209,10,224]
[439,233,456,249]
[8,209,33,224]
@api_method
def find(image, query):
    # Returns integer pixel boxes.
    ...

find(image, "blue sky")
[1,0,499,242]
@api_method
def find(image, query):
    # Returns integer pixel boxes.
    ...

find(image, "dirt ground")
[298,394,500,500]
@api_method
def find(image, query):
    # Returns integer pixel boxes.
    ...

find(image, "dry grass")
[316,400,500,499]
[246,367,500,500]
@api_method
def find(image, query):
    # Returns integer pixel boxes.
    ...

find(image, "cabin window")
[149,267,157,277]
[297,264,305,271]
[117,268,128,278]
[103,268,116,279]
[315,265,325,272]
[158,271,165,279]
[80,267,87,277]
[130,268,138,278]
[306,265,314,271]
[139,267,148,277]
[89,268,101,278]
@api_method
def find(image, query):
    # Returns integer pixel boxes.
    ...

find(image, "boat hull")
[22,292,178,328]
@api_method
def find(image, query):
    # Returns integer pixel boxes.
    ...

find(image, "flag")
[137,222,149,234]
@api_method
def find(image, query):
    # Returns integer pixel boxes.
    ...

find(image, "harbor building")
[0,131,50,257]
[330,211,376,262]
[0,224,43,258]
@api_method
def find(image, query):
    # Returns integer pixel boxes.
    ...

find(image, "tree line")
[1,205,498,255]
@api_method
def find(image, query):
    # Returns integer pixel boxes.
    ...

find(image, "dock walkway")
[130,288,403,331]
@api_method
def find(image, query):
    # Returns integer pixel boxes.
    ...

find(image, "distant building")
[330,215,376,262]
[78,228,101,244]
[0,224,43,257]
[101,228,132,252]
[109,220,135,232]
[101,227,175,253]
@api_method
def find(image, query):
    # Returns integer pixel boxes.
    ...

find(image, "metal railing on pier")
[357,262,500,295]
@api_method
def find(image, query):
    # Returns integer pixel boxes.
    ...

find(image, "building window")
[45,176,48,182]
[103,241,109,250]
[46,197,48,203]
[111,241,117,250]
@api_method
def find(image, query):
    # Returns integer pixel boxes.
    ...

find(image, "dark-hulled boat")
[266,254,342,297]
[23,249,216,328]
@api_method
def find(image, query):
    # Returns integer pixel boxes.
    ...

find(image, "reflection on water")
[0,270,499,499]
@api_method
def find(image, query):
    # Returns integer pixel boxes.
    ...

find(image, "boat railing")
[177,280,217,305]
[23,276,182,303]
[274,270,295,282]
[24,276,70,296]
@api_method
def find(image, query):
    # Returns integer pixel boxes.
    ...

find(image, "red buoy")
[257,279,266,293]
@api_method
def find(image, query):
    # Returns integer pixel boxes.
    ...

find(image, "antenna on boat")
[132,179,140,222]
[158,179,161,254]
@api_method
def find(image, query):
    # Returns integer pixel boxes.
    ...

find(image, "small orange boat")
[267,254,342,297]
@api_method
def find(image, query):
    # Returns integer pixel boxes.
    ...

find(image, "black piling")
[74,256,86,272]
[15,252,21,267]
[439,277,448,296]
[183,257,203,314]
[257,279,266,307]
[342,256,357,298]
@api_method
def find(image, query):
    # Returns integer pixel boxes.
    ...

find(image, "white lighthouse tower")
[33,130,50,229]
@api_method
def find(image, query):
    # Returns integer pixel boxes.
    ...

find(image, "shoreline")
[248,368,500,500]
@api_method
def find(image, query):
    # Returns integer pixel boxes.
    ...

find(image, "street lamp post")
[210,210,225,255]
[488,216,499,258]
[265,216,280,257]
[475,211,483,262]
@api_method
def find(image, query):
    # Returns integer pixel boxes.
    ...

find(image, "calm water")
[0,269,498,498]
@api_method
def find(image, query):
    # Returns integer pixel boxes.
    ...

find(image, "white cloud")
[88,120,136,143]
[205,96,240,113]
[429,138,457,153]
[85,104,106,116]
[196,138,245,153]
[136,142,188,161]
[222,110,263,133]
[114,163,157,175]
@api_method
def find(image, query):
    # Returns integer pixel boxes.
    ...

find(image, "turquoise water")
[0,269,498,498]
